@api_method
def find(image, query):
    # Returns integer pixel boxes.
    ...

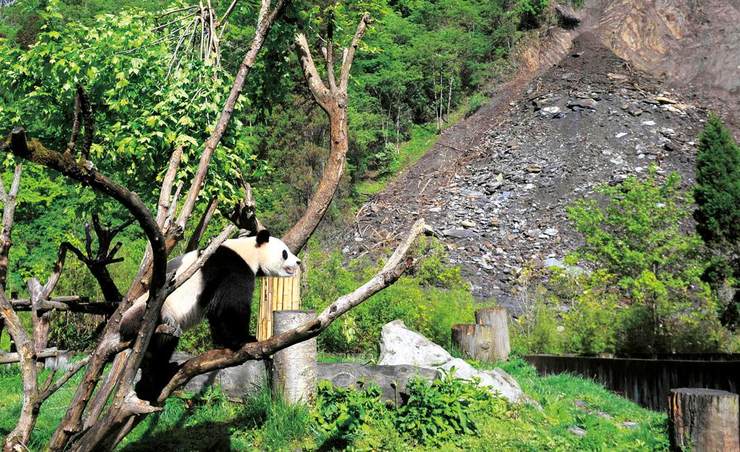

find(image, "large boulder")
[378,320,526,403]
[317,363,437,404]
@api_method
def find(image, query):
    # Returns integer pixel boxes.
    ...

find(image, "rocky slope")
[341,1,737,309]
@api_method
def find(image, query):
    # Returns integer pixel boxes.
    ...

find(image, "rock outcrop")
[377,320,525,403]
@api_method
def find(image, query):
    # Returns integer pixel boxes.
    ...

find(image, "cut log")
[475,307,510,360]
[271,310,316,404]
[668,388,739,451]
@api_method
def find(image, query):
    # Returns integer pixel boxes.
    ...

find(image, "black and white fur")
[120,229,300,400]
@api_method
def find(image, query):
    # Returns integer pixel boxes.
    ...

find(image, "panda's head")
[222,229,301,277]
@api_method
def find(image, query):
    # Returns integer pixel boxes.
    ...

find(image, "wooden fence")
[524,354,740,411]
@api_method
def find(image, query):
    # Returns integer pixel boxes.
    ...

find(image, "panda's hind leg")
[135,332,180,402]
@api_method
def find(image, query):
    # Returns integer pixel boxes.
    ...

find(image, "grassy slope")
[0,358,667,451]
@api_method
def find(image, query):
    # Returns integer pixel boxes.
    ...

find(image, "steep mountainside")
[342,1,737,308]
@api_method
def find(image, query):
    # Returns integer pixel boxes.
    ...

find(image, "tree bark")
[271,310,317,403]
[475,307,510,361]
[668,388,739,451]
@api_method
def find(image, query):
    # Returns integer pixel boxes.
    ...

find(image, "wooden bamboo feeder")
[256,270,301,341]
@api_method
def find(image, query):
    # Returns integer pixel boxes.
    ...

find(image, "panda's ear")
[256,229,271,247]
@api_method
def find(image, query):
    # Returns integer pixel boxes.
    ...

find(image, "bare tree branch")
[186,196,218,252]
[0,163,22,291]
[156,146,183,228]
[283,14,369,254]
[294,33,332,111]
[38,356,91,401]
[339,13,370,92]
[0,290,40,449]
[11,297,116,315]
[216,0,239,27]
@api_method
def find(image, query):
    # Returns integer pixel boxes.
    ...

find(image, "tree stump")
[451,324,498,362]
[475,307,510,360]
[271,310,317,404]
[668,388,739,451]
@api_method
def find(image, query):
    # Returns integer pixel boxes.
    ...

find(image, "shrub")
[313,372,507,448]
[515,169,736,355]
[465,93,487,118]
[302,237,476,354]
[516,0,550,29]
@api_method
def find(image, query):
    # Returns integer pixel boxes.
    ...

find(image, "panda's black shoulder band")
[256,229,270,247]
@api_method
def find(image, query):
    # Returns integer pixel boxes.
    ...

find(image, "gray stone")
[377,320,525,403]
[568,98,597,110]
[443,228,477,239]
[569,426,587,437]
[317,363,437,404]
[173,352,268,400]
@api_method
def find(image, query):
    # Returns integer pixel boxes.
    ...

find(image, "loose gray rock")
[569,426,587,437]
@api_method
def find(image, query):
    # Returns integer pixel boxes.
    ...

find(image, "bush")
[302,237,476,354]
[465,93,487,118]
[313,372,507,448]
[515,169,736,355]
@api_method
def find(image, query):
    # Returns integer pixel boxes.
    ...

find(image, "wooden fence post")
[668,388,739,451]
[271,310,317,404]
[257,270,301,341]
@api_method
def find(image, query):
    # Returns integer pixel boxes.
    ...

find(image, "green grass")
[0,357,668,451]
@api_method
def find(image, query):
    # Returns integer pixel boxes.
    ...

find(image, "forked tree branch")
[282,13,369,254]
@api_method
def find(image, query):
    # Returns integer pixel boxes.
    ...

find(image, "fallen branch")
[0,348,64,365]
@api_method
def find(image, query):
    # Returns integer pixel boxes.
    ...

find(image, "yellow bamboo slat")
[256,269,301,340]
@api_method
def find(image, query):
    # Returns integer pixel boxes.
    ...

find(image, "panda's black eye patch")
[282,250,288,260]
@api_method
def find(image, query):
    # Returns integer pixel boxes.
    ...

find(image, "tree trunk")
[475,307,510,361]
[271,310,317,403]
[668,388,739,451]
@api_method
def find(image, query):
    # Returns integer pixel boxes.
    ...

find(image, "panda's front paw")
[161,317,183,337]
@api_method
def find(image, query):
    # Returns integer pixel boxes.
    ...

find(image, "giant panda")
[120,229,300,400]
